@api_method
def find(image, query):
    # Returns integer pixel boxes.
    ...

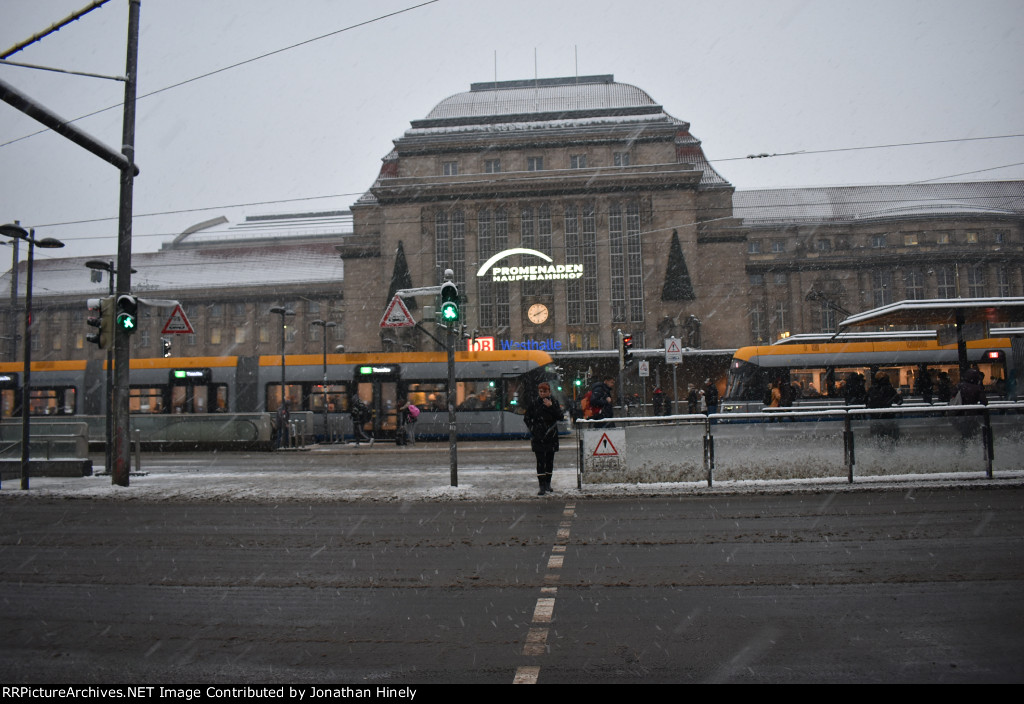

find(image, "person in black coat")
[952,368,988,441]
[866,371,902,443]
[589,377,616,427]
[524,382,564,495]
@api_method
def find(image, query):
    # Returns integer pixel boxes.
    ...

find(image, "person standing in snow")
[524,382,564,496]
[589,376,616,426]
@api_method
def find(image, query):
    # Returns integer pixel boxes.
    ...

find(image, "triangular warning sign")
[592,432,619,457]
[666,339,681,353]
[162,304,195,334]
[380,296,416,328]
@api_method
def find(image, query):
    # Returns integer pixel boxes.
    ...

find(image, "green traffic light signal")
[116,295,138,334]
[440,281,459,324]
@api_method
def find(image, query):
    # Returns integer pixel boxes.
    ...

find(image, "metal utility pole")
[270,306,295,413]
[112,0,140,487]
[0,2,141,486]
[442,270,459,487]
[311,319,336,442]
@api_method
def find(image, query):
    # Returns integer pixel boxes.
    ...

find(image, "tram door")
[168,369,221,413]
[354,364,400,438]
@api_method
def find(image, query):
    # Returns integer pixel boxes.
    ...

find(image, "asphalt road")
[2,486,1022,684]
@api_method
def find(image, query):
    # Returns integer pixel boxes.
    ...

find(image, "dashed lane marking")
[514,501,576,683]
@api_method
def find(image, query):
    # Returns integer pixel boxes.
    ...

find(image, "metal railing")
[575,403,1024,488]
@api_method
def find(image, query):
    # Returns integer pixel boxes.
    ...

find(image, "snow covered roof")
[2,213,347,300]
[402,74,689,139]
[414,74,665,125]
[355,75,730,202]
[734,182,1024,225]
[167,211,353,248]
[839,297,1024,328]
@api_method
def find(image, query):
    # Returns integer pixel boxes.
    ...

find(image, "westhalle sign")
[477,248,584,282]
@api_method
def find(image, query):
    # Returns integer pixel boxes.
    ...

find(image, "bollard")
[982,409,994,479]
[703,418,714,487]
[844,414,855,483]
[133,428,142,473]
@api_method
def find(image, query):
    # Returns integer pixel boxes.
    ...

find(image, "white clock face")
[528,303,549,324]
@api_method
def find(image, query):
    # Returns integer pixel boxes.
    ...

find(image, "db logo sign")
[467,336,495,352]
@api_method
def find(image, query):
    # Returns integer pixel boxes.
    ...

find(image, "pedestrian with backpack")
[350,396,374,445]
[397,401,419,446]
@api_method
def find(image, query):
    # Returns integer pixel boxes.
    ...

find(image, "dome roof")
[407,74,679,133]
[424,75,660,121]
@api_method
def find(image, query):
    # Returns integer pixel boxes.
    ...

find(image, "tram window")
[267,384,303,412]
[456,381,500,411]
[29,387,75,415]
[213,385,228,412]
[131,387,164,413]
[789,370,824,398]
[309,384,348,412]
[834,368,870,398]
[1,389,15,417]
[170,383,228,413]
[503,379,525,411]
[406,383,446,412]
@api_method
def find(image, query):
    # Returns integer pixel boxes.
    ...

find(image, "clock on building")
[528,303,549,324]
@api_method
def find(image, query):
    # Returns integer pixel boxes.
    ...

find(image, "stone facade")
[731,184,1024,342]
[341,75,746,353]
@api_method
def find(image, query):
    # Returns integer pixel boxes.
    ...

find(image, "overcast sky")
[2,0,1022,262]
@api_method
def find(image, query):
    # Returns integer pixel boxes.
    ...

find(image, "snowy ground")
[1,443,1022,503]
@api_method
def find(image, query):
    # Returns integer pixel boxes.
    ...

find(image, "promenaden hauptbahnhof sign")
[477,248,584,282]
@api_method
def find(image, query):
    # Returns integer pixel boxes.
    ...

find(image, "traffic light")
[86,296,114,349]
[623,334,634,364]
[439,281,460,325]
[116,295,138,333]
[161,337,172,357]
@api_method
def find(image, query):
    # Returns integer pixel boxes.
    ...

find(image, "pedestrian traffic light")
[440,281,460,325]
[116,294,138,333]
[86,296,114,349]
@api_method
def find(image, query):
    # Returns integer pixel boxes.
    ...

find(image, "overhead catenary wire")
[0,0,442,149]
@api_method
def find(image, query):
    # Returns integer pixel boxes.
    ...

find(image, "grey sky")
[1,0,1022,261]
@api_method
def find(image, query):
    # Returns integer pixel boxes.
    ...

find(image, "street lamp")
[1,223,64,491]
[268,306,294,413]
[310,319,336,443]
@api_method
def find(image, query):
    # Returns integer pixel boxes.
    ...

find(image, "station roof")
[1,211,349,300]
[734,181,1024,225]
[839,298,1024,328]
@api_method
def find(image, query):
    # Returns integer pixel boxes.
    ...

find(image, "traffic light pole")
[101,268,113,476]
[393,274,459,486]
[447,321,457,487]
[112,1,140,487]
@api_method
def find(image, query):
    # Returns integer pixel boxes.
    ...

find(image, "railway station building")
[341,74,1024,358]
[3,74,1024,373]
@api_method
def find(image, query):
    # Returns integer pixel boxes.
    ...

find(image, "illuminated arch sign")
[476,248,584,282]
